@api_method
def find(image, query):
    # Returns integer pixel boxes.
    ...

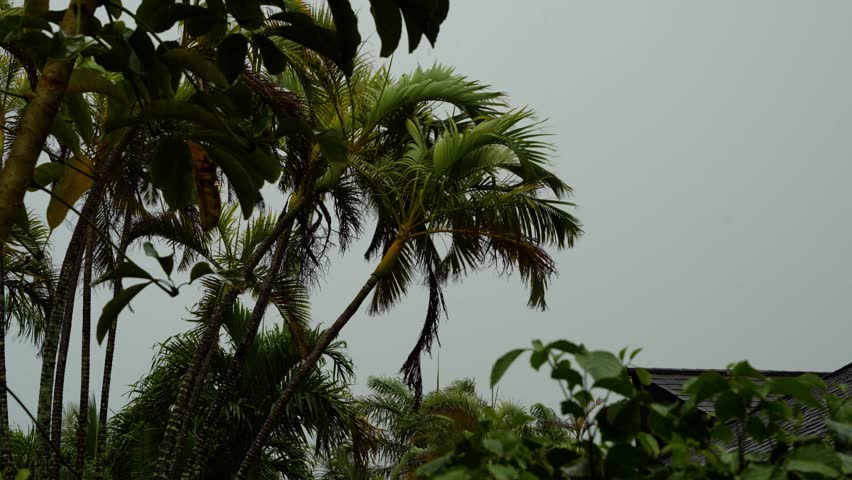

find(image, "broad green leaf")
[551,360,583,388]
[714,391,746,421]
[369,0,402,57]
[636,432,660,458]
[266,24,341,72]
[151,136,194,210]
[251,34,288,75]
[94,262,153,285]
[826,418,852,445]
[29,163,64,192]
[634,367,652,386]
[840,452,852,475]
[487,464,518,480]
[106,0,123,18]
[97,282,151,343]
[190,262,214,283]
[226,0,263,29]
[207,145,258,218]
[529,348,548,370]
[710,423,734,443]
[770,377,821,409]
[66,68,130,106]
[50,115,81,156]
[160,48,228,88]
[491,348,526,388]
[546,339,581,354]
[575,350,623,381]
[137,0,176,32]
[786,443,842,478]
[127,28,156,74]
[242,148,281,184]
[46,154,95,229]
[561,399,584,418]
[63,94,95,147]
[14,469,31,480]
[314,128,349,191]
[683,371,729,403]
[143,242,174,276]
[595,372,635,396]
[739,464,777,480]
[150,136,194,210]
[217,33,248,83]
[327,0,361,76]
[105,100,224,132]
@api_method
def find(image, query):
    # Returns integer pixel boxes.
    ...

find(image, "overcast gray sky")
[7,0,852,425]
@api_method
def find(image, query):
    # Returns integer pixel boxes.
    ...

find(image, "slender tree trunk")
[0,0,98,243]
[94,206,134,480]
[49,238,84,480]
[0,245,15,480]
[35,130,130,478]
[181,229,292,480]
[75,228,94,475]
[235,273,381,479]
[152,201,305,480]
[235,236,405,479]
[36,224,84,478]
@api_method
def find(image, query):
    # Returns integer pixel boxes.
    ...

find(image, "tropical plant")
[415,339,852,479]
[0,211,54,480]
[106,301,363,480]
[360,376,573,478]
[238,93,581,478]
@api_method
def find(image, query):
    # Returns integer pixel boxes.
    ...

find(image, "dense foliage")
[414,340,852,479]
[0,0,847,479]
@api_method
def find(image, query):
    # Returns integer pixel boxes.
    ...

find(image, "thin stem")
[6,385,82,480]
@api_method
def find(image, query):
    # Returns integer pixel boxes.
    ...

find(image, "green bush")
[417,340,852,479]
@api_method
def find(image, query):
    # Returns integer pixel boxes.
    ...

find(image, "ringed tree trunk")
[181,228,292,480]
[49,234,84,480]
[0,245,15,480]
[75,228,95,474]
[152,200,306,480]
[235,236,406,480]
[35,130,131,478]
[0,0,98,243]
[94,205,134,479]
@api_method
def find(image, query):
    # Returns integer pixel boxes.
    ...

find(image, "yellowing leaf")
[46,153,95,229]
[188,141,221,231]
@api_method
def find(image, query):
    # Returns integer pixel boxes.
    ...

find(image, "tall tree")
[0,0,98,242]
[237,103,581,477]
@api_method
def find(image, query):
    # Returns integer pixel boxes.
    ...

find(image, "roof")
[631,362,852,457]
[636,367,830,414]
[737,361,852,455]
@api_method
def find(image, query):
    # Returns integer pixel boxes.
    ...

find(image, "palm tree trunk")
[181,228,293,480]
[152,201,305,480]
[49,240,84,480]
[235,236,405,479]
[75,228,94,474]
[235,272,381,479]
[0,245,15,480]
[0,0,97,243]
[35,222,85,478]
[94,206,134,479]
[35,130,131,478]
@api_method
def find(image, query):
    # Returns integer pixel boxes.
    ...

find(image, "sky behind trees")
[7,0,852,425]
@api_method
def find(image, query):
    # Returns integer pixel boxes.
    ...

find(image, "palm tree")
[106,300,361,480]
[361,377,571,478]
[238,102,581,476]
[184,43,523,478]
[0,211,55,480]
